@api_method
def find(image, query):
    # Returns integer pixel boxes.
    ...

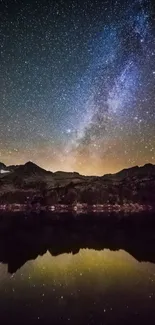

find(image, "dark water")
[0,212,155,324]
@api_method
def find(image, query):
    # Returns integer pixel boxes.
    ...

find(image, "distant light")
[0,170,10,174]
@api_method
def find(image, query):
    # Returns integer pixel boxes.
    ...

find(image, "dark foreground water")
[0,212,155,324]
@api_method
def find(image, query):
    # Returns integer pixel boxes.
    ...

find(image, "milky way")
[0,0,155,175]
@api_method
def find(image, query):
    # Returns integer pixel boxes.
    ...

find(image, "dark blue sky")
[0,0,155,174]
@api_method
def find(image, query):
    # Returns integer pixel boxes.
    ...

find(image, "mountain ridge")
[0,160,155,179]
[0,161,155,206]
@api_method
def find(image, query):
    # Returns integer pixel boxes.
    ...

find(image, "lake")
[0,213,155,324]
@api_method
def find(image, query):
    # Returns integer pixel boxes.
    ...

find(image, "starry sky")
[0,0,155,175]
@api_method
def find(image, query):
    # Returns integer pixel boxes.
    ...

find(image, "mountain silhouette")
[0,161,155,206]
[0,219,155,273]
[1,160,155,179]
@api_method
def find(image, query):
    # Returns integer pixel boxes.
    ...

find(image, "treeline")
[0,177,155,206]
[42,181,155,206]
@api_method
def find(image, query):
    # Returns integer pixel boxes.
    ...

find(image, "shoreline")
[0,203,153,213]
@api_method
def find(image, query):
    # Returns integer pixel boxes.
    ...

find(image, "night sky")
[0,0,155,175]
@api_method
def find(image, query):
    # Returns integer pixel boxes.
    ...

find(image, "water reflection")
[0,222,155,273]
[0,216,155,324]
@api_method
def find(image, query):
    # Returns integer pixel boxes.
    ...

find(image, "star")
[0,0,154,175]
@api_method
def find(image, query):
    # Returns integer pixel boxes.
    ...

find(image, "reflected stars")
[1,248,155,323]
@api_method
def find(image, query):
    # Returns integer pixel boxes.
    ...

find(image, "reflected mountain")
[1,216,155,273]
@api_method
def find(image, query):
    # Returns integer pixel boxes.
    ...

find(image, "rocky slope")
[0,161,155,206]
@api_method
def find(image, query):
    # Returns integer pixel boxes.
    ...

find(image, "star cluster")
[0,0,155,175]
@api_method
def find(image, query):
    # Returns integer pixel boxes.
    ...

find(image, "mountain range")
[0,161,155,206]
[1,160,155,179]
